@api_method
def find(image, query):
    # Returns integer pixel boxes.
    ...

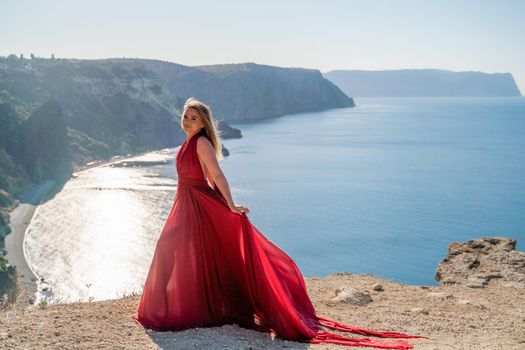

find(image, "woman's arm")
[196,136,249,215]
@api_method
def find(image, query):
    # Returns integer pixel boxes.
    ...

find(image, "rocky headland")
[324,69,522,97]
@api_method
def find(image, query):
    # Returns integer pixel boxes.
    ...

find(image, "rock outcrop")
[331,286,373,306]
[435,237,525,288]
[19,99,72,182]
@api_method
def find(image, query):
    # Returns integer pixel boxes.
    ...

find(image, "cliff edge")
[1,237,523,349]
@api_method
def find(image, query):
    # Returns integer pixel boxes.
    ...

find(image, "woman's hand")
[229,203,249,215]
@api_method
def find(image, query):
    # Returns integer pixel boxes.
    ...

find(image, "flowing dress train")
[133,129,429,349]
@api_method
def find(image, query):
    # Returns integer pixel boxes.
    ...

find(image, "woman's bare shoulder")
[196,135,214,152]
[196,135,212,145]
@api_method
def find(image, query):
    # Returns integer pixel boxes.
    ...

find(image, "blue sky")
[2,0,524,93]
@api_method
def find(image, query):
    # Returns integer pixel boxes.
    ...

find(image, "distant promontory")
[324,69,522,97]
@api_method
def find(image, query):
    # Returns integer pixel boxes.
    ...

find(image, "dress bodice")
[176,129,206,180]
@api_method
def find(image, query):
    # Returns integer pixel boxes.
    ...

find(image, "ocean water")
[24,97,525,304]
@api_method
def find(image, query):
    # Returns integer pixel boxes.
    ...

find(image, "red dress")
[133,129,428,349]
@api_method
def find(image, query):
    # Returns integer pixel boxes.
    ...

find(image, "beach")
[4,203,39,303]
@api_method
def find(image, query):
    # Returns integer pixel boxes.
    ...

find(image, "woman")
[133,97,428,349]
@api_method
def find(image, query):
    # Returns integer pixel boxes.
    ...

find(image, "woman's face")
[182,107,205,135]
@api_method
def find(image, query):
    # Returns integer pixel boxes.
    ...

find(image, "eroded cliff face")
[18,100,72,182]
[1,59,186,157]
[435,237,525,288]
[142,61,356,122]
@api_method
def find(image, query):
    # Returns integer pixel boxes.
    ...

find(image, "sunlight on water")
[25,150,178,304]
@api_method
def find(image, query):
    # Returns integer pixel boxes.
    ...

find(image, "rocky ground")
[0,237,523,350]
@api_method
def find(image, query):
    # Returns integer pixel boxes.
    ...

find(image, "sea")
[23,97,525,304]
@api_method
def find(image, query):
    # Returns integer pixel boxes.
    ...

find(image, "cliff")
[324,69,522,97]
[141,61,355,122]
[18,100,72,182]
[0,100,73,294]
[1,57,191,158]
[0,56,351,175]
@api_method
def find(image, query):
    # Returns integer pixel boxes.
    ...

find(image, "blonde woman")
[133,97,426,349]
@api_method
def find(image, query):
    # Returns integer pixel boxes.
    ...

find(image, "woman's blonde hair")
[181,97,224,161]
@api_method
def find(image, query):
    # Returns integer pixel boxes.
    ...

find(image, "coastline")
[3,146,180,306]
[4,203,39,302]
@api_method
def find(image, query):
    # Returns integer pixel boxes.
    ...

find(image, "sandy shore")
[3,203,39,302]
[0,273,523,349]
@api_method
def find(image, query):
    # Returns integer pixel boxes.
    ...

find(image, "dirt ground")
[1,272,523,349]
